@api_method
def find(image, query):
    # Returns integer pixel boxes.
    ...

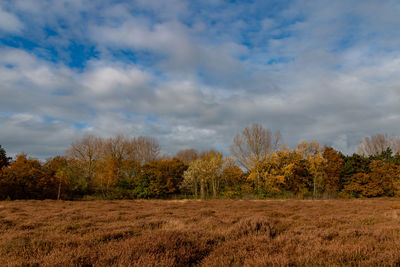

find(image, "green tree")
[341,153,370,190]
[0,145,11,170]
[132,159,187,199]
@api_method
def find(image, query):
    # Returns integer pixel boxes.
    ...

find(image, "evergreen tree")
[0,145,11,170]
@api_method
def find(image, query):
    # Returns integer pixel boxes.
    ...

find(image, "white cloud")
[82,64,151,95]
[0,6,23,33]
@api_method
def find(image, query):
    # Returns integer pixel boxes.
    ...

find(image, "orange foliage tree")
[322,147,344,196]
[343,160,400,197]
[0,154,44,199]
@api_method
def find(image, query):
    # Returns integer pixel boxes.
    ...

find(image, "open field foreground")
[1,199,400,266]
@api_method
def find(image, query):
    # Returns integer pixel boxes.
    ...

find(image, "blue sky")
[1,0,400,159]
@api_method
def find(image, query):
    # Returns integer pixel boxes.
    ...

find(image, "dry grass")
[1,199,400,266]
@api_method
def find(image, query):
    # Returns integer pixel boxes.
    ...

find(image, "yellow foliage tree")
[181,150,223,198]
[296,141,326,197]
[95,157,119,199]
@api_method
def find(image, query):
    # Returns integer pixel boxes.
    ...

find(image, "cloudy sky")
[1,0,400,159]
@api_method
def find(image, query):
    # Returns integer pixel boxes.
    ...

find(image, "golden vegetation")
[1,199,400,266]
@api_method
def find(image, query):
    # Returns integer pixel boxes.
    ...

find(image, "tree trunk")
[212,178,217,198]
[57,180,62,200]
[313,177,316,199]
[194,176,198,197]
[200,178,205,199]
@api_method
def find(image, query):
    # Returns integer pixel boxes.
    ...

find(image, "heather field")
[1,199,400,266]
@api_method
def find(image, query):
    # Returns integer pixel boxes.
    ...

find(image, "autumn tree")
[94,135,128,198]
[231,123,281,195]
[65,135,161,198]
[180,160,201,197]
[95,157,119,199]
[249,146,311,197]
[0,154,44,199]
[202,150,224,197]
[369,161,399,197]
[231,124,281,171]
[181,151,224,198]
[279,148,311,196]
[132,159,187,198]
[42,156,72,200]
[296,141,326,197]
[249,150,287,197]
[343,160,400,197]
[151,158,187,195]
[322,147,344,196]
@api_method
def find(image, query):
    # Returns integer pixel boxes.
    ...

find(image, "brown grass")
[1,199,400,266]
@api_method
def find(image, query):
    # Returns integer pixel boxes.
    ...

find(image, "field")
[1,199,400,266]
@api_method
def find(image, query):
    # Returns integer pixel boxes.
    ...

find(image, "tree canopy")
[2,130,400,200]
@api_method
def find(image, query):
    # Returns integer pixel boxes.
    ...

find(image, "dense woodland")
[1,124,400,200]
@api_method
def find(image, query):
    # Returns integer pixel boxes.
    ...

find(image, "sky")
[1,0,400,159]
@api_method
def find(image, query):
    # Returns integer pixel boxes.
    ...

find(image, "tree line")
[1,125,400,200]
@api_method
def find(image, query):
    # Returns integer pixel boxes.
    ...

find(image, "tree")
[220,164,245,198]
[249,151,286,197]
[231,124,281,171]
[181,151,224,198]
[95,135,129,198]
[296,141,326,197]
[343,173,372,197]
[343,160,399,198]
[127,136,160,165]
[0,145,11,170]
[175,149,199,164]
[43,156,72,200]
[62,158,91,198]
[368,161,399,197]
[201,150,224,198]
[279,149,311,196]
[132,159,187,198]
[322,147,344,196]
[65,135,162,197]
[95,157,119,199]
[0,154,43,199]
[150,159,187,195]
[369,147,400,165]
[132,167,161,198]
[65,135,101,190]
[341,153,370,189]
[231,123,281,194]
[180,160,201,197]
[357,133,400,156]
[249,147,311,197]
